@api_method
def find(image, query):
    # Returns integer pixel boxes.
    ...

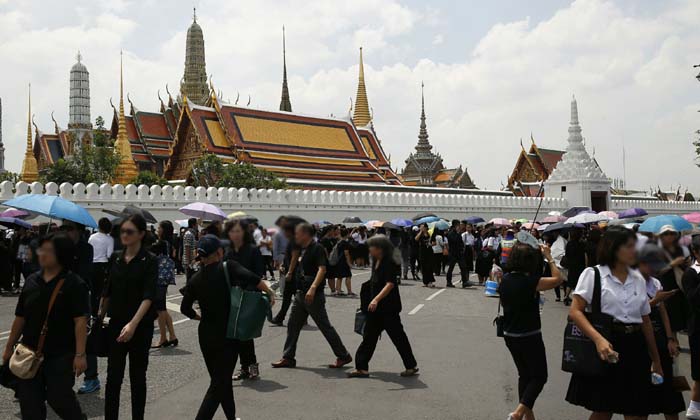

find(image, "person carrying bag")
[223,261,271,341]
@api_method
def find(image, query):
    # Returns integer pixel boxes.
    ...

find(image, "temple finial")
[20,83,38,182]
[193,7,197,23]
[352,47,371,126]
[279,26,292,112]
[76,50,82,63]
[113,51,138,184]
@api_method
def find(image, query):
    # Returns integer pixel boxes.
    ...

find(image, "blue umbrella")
[0,217,32,229]
[464,216,485,224]
[415,215,440,225]
[390,218,413,227]
[429,220,450,231]
[638,215,693,234]
[3,194,97,228]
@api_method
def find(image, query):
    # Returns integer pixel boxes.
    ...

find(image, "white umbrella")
[179,202,226,221]
[565,213,609,225]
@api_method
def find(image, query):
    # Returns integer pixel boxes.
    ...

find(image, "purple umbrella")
[618,208,648,219]
[0,217,32,229]
[0,208,29,218]
[179,202,226,221]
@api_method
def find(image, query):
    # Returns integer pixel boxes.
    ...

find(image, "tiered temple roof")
[507,138,565,197]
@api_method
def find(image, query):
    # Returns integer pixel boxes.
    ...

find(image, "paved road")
[0,269,693,419]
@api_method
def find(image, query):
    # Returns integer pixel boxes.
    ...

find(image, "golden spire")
[20,83,38,183]
[352,47,371,127]
[113,51,139,184]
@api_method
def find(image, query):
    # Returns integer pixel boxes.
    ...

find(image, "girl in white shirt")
[566,226,663,419]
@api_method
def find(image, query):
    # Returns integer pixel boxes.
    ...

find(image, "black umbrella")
[381,222,401,231]
[543,222,574,233]
[562,207,591,218]
[103,205,157,224]
[342,216,363,223]
[412,212,438,221]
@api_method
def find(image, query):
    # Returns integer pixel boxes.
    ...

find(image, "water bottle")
[651,373,664,385]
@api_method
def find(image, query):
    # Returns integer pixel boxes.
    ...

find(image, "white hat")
[659,225,678,235]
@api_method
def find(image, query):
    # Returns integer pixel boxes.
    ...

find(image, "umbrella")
[412,212,438,221]
[489,218,511,227]
[566,213,609,225]
[598,211,618,220]
[390,218,413,227]
[415,215,440,225]
[429,220,450,231]
[514,218,529,224]
[543,222,573,233]
[547,211,562,216]
[342,216,363,224]
[522,222,540,230]
[180,202,226,221]
[619,208,648,219]
[365,220,384,229]
[562,207,592,218]
[228,211,248,219]
[314,220,333,227]
[638,215,693,234]
[174,219,189,228]
[464,216,485,224]
[2,194,97,228]
[0,217,32,229]
[104,205,157,224]
[0,208,29,219]
[683,213,700,224]
[381,222,402,230]
[542,215,566,223]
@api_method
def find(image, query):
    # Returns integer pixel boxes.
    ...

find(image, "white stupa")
[545,96,611,210]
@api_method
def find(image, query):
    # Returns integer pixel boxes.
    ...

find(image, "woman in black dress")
[500,241,562,420]
[333,228,354,295]
[415,224,435,287]
[563,228,587,305]
[348,234,418,378]
[565,226,663,419]
[476,230,495,285]
[319,226,340,295]
[657,226,690,335]
[682,236,700,419]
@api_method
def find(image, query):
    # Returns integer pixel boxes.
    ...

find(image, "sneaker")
[78,378,101,394]
[248,363,260,380]
[233,368,251,381]
[687,406,700,419]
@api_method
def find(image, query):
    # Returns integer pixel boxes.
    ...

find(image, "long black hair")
[223,218,254,246]
[597,226,636,267]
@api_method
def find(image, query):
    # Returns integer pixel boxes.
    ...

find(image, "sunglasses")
[120,228,138,236]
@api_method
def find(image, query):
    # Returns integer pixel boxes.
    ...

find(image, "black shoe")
[446,283,455,288]
[270,318,284,326]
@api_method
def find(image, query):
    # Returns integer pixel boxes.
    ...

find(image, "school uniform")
[565,266,653,416]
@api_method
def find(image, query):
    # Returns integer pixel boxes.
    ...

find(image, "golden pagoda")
[20,84,39,183]
[352,47,371,127]
[112,52,139,184]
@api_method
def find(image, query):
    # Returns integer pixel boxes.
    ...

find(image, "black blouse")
[103,247,158,325]
[361,259,402,314]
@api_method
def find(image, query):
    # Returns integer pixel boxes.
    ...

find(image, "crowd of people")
[3,210,700,420]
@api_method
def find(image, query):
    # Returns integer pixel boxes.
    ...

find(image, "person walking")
[271,223,352,369]
[563,228,587,306]
[224,219,268,381]
[180,234,275,420]
[183,218,199,282]
[682,235,700,420]
[100,214,158,420]
[259,227,275,281]
[348,235,418,378]
[431,228,446,277]
[446,220,469,288]
[416,224,435,287]
[3,233,89,420]
[150,221,179,349]
[319,226,340,295]
[270,223,300,326]
[461,223,476,288]
[500,241,562,420]
[657,225,690,337]
[333,228,354,295]
[638,244,685,420]
[565,226,663,419]
[408,226,421,281]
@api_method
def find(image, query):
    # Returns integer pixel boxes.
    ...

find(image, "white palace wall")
[1,181,699,227]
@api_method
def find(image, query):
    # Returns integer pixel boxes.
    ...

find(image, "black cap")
[197,234,223,258]
[638,244,667,274]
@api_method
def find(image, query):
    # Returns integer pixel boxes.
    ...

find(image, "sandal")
[347,370,370,378]
[400,367,419,377]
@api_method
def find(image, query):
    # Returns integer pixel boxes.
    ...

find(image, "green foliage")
[0,171,20,184]
[694,130,700,168]
[132,171,168,186]
[93,116,110,147]
[39,145,121,185]
[188,155,286,189]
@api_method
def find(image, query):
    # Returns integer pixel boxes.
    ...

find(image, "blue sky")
[1,0,699,193]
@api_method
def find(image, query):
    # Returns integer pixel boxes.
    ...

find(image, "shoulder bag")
[10,279,65,379]
[223,262,270,341]
[561,267,612,376]
[494,299,504,337]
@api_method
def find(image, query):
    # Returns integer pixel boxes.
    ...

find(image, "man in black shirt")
[272,223,352,369]
[446,220,470,288]
[271,222,300,326]
[180,235,272,420]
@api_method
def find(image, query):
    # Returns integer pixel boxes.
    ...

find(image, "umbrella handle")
[530,182,546,234]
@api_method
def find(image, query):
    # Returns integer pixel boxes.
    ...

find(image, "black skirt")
[565,329,651,416]
[647,310,685,415]
[475,250,493,277]
[463,246,474,272]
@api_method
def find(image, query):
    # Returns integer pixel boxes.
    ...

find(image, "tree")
[93,116,110,147]
[0,171,19,184]
[188,155,286,189]
[39,145,121,185]
[132,171,168,186]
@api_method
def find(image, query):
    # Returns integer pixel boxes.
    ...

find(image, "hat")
[197,234,223,258]
[659,225,678,235]
[638,244,667,274]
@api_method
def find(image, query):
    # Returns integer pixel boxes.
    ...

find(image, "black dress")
[334,239,352,279]
[564,240,586,289]
[320,237,338,279]
[659,246,690,333]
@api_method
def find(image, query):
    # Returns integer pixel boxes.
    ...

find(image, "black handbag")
[494,299,504,337]
[92,320,112,358]
[561,267,612,376]
[354,309,367,336]
[0,363,18,390]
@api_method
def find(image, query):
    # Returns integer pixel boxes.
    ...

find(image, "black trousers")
[272,279,295,322]
[17,354,85,420]
[13,258,23,289]
[105,322,153,420]
[420,253,434,285]
[85,262,109,381]
[504,333,548,409]
[355,312,417,371]
[196,338,239,420]
[238,339,257,368]
[446,253,467,284]
[262,255,275,278]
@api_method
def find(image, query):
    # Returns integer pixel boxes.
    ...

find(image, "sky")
[1,0,699,193]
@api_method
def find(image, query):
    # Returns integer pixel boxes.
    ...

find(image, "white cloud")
[1,0,699,195]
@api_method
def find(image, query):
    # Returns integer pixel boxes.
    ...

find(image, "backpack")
[328,241,342,266]
[157,254,176,287]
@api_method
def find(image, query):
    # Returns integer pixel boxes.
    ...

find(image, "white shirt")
[551,236,568,267]
[432,235,444,254]
[88,232,114,263]
[253,228,263,246]
[462,232,475,247]
[645,276,663,306]
[352,232,367,244]
[259,235,272,256]
[573,265,651,324]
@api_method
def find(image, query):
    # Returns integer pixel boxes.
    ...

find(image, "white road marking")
[426,288,446,301]
[166,302,181,312]
[173,318,190,326]
[408,304,424,315]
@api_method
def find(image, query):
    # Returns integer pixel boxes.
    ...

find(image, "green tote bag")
[223,262,271,341]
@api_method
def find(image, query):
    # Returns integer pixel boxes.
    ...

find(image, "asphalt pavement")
[0,268,693,419]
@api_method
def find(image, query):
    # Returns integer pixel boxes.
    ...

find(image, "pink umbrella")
[0,208,29,218]
[599,211,618,220]
[683,213,700,224]
[542,215,566,223]
[489,218,511,227]
[522,222,540,230]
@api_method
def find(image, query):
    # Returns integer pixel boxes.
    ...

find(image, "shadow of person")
[365,371,428,391]
[148,348,192,357]
[237,378,288,393]
[295,365,352,379]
